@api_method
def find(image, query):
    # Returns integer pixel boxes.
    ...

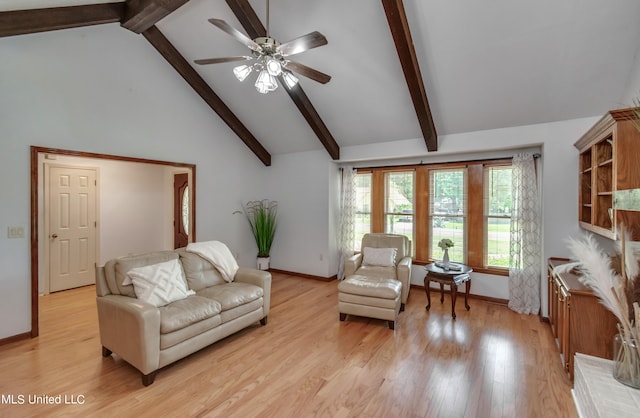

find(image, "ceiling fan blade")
[277,31,328,57]
[208,18,262,52]
[194,56,253,65]
[285,61,331,84]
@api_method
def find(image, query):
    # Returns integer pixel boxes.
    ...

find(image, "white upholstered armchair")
[343,233,412,310]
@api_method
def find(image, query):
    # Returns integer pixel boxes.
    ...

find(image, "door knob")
[51,233,58,239]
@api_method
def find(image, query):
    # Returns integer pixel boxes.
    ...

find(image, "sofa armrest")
[396,256,412,304]
[96,295,161,375]
[234,268,272,317]
[344,253,363,278]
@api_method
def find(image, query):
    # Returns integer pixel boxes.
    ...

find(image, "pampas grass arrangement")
[555,229,640,388]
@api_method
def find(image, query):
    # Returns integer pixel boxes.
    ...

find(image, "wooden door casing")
[173,173,189,249]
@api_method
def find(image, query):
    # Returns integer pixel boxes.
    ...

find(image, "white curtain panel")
[508,153,542,314]
[337,167,356,280]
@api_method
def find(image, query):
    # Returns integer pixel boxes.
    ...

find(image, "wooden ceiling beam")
[122,0,189,33]
[225,0,340,160]
[381,0,437,152]
[0,3,125,37]
[143,25,271,166]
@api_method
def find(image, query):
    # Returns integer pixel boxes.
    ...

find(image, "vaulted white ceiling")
[3,0,640,158]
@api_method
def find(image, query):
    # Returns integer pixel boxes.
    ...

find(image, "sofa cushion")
[185,241,239,283]
[177,249,226,291]
[159,295,222,334]
[110,251,179,297]
[160,315,222,350]
[196,282,264,311]
[123,258,195,307]
[220,298,263,323]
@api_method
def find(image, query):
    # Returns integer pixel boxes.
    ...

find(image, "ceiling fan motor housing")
[255,37,280,54]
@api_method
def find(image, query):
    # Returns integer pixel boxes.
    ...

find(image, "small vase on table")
[442,248,450,270]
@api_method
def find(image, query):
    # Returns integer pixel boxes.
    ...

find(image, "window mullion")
[372,170,385,233]
[467,164,484,267]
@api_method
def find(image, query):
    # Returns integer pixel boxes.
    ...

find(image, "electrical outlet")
[319,254,324,261]
[7,226,25,239]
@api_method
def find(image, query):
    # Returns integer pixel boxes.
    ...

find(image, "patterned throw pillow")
[362,247,397,267]
[123,258,195,307]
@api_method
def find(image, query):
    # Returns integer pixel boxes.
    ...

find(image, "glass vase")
[613,333,640,389]
[442,248,450,270]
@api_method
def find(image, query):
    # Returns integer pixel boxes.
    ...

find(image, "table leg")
[424,277,431,311]
[439,283,444,304]
[465,279,471,311]
[451,283,457,320]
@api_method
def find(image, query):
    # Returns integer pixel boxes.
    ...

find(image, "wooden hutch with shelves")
[575,108,640,239]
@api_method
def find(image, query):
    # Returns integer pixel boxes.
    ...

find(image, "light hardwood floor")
[0,272,577,417]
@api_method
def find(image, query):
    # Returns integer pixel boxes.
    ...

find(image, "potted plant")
[244,199,278,270]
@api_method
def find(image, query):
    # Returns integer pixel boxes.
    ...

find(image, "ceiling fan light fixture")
[233,64,253,82]
[282,71,299,89]
[266,58,282,76]
[255,70,278,94]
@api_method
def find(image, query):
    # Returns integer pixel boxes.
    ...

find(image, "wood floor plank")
[0,273,577,417]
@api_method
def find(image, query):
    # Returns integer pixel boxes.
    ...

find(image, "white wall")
[622,49,640,104]
[0,24,266,339]
[256,150,337,277]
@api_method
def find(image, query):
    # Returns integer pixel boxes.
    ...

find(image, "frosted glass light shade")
[282,71,299,89]
[266,58,282,76]
[233,65,252,82]
[255,70,278,94]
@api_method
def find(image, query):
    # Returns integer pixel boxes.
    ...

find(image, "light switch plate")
[8,226,25,239]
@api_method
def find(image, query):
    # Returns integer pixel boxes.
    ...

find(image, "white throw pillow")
[362,247,397,267]
[123,258,195,307]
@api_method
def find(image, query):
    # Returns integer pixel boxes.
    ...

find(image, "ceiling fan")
[194,0,331,94]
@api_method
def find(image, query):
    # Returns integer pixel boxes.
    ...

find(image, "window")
[354,172,372,251]
[429,168,467,263]
[484,166,512,268]
[353,158,514,275]
[384,171,414,244]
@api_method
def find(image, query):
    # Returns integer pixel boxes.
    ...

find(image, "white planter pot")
[257,257,270,270]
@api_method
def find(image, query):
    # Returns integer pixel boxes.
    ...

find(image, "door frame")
[43,163,100,295]
[30,146,197,337]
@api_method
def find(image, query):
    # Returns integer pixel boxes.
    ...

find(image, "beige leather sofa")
[96,248,271,386]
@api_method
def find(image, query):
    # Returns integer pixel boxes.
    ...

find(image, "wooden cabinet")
[575,108,640,240]
[547,258,618,380]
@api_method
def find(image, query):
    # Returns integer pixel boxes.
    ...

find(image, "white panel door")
[49,166,97,292]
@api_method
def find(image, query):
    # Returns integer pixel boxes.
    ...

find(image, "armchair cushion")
[338,275,402,299]
[362,247,397,267]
